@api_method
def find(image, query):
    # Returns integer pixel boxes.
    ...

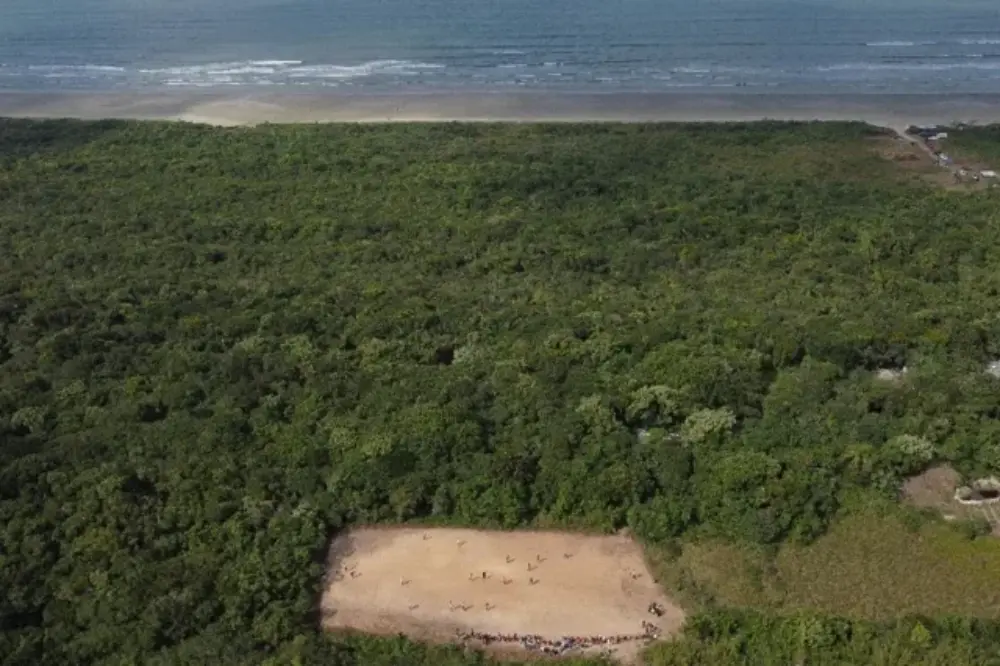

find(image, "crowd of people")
[455,623,660,655]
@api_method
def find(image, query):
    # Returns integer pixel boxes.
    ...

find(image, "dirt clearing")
[903,464,1000,535]
[320,527,685,662]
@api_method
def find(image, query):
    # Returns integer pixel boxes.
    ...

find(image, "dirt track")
[321,527,684,662]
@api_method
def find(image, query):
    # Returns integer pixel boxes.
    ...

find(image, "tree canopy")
[2,118,1000,664]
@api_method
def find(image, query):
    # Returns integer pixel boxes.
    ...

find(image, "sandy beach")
[3,91,1000,126]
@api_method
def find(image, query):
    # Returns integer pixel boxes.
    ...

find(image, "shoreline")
[3,90,1000,126]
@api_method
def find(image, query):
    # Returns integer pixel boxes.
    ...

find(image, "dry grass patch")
[320,527,684,663]
[772,512,1000,619]
[869,133,997,192]
[674,510,1000,621]
[868,135,971,191]
[663,541,770,610]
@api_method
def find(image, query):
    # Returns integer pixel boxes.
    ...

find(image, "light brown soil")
[320,527,685,663]
[903,464,1000,536]
[902,464,963,510]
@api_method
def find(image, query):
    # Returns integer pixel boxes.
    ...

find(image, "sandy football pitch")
[320,527,684,662]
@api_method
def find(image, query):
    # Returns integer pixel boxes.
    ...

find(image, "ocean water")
[2,0,1000,93]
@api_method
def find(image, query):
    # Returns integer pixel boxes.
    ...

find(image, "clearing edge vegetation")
[5,119,1000,665]
[674,506,1000,621]
[321,527,683,662]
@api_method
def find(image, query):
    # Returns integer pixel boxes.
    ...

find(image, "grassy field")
[667,504,1000,621]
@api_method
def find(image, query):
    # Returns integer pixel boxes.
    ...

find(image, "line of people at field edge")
[456,623,660,654]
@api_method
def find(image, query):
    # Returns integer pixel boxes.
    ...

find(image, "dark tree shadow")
[306,527,355,629]
[0,118,126,163]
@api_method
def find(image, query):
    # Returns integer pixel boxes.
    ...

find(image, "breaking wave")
[0,59,447,87]
[866,38,1000,48]
[866,41,932,48]
[818,60,1000,72]
[5,53,1000,92]
[139,59,445,84]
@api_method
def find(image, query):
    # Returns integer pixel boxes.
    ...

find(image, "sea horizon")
[3,0,1000,94]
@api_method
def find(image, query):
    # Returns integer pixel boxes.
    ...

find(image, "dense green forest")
[3,118,1000,664]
